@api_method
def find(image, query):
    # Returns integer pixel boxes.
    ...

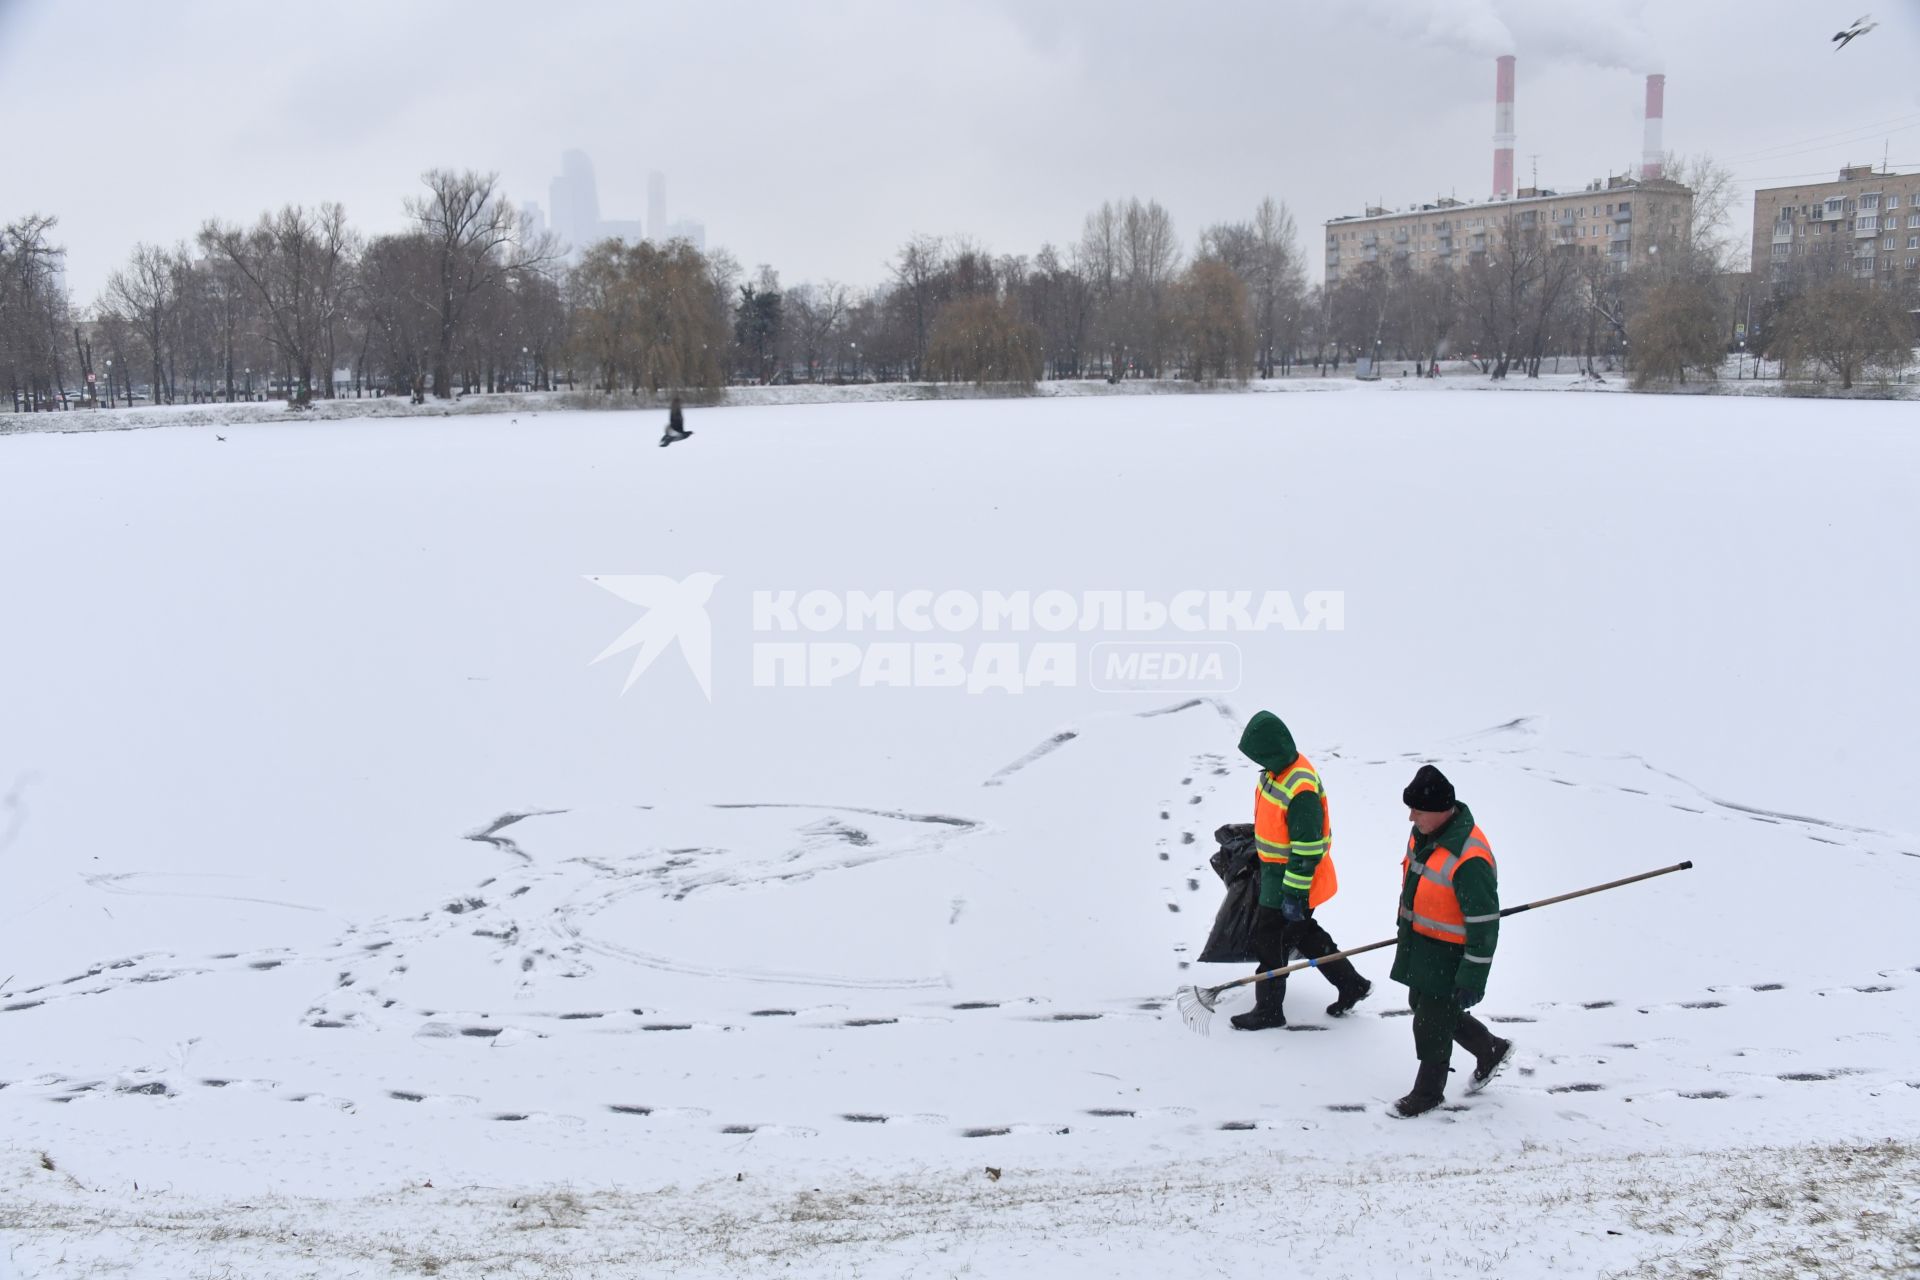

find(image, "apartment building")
[1325,175,1693,285]
[1752,164,1920,287]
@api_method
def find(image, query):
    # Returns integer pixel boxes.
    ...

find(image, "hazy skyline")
[3,0,1917,303]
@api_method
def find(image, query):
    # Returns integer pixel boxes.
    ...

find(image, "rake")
[1175,860,1693,1035]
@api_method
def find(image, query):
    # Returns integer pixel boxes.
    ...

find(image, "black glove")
[1279,894,1307,924]
[1452,985,1483,1009]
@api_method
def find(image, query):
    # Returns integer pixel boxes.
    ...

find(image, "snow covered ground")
[0,369,1625,440]
[1,389,1917,1278]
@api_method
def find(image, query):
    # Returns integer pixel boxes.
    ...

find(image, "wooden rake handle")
[1206,859,1695,998]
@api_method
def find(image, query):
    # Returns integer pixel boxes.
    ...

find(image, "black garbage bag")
[1199,823,1262,964]
[1208,822,1257,885]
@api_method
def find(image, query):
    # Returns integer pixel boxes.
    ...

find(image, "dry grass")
[0,1139,1914,1277]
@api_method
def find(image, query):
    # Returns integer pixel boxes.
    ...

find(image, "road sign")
[86,371,95,383]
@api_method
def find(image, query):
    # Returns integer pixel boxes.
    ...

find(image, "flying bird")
[1833,14,1876,48]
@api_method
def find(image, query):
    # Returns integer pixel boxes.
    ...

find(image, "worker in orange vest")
[1389,765,1515,1116]
[1229,711,1372,1030]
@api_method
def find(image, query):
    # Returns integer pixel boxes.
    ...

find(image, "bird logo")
[586,573,723,698]
[1833,13,1877,48]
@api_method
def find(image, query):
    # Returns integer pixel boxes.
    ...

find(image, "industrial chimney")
[1641,74,1666,181]
[1492,55,1516,200]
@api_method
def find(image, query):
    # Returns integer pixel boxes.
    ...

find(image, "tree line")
[4,157,1914,410]
[1,175,1311,406]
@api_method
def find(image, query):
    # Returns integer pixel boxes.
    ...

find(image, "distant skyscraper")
[548,177,573,255]
[550,149,601,254]
[648,171,667,242]
[541,152,696,259]
[517,201,546,241]
[664,219,706,252]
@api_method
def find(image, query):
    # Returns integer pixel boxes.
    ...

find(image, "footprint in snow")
[959,1123,1070,1138]
[607,1104,709,1119]
[1080,1106,1194,1120]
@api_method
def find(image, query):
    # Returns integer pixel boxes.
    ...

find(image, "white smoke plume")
[1350,0,1661,74]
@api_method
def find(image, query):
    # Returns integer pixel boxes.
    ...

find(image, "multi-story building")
[1752,164,1920,288]
[1325,174,1693,285]
[548,149,602,257]
[648,171,667,243]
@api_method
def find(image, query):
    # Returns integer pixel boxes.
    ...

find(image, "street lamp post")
[105,359,113,408]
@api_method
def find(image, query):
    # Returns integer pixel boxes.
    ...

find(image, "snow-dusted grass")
[8,347,1915,444]
[4,1139,1913,1278]
[1,387,1916,1277]
[0,368,1622,440]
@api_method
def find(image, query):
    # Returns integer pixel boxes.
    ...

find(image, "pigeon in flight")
[1833,14,1877,48]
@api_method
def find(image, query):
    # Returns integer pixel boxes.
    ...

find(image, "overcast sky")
[4,0,1918,302]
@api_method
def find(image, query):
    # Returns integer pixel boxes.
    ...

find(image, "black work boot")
[1319,959,1372,1018]
[1455,1014,1514,1095]
[1229,975,1287,1031]
[1392,1061,1451,1118]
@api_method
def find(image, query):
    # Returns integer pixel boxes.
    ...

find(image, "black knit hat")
[1402,765,1456,812]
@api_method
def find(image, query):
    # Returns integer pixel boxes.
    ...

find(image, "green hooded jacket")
[1237,711,1327,911]
[1388,802,1500,998]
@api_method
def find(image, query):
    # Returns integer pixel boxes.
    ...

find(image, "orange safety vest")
[1400,825,1495,944]
[1253,755,1338,909]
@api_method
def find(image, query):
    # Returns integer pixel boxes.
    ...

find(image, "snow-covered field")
[1,390,1917,1278]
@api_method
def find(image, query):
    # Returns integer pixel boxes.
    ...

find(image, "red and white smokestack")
[1492,55,1516,200]
[1641,74,1666,181]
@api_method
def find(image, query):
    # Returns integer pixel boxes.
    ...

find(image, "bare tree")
[889,235,947,380]
[359,232,440,399]
[1770,275,1915,390]
[406,170,537,399]
[202,203,354,401]
[786,280,849,383]
[102,243,178,403]
[1,215,73,409]
[1119,198,1181,377]
[1078,203,1122,378]
[1022,243,1094,379]
[1330,261,1391,365]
